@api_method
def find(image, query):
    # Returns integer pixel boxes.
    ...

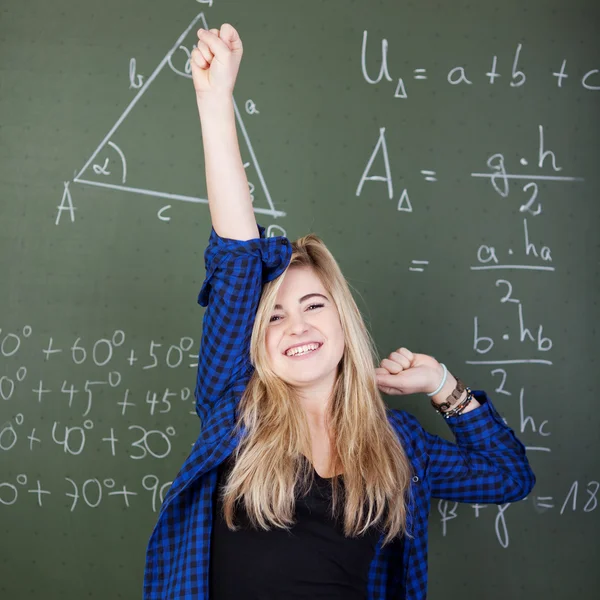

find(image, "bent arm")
[429,391,536,502]
[396,392,536,503]
[194,228,290,425]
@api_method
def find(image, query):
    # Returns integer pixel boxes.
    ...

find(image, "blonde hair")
[219,233,413,546]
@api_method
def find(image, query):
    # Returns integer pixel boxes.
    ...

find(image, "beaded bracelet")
[441,388,473,419]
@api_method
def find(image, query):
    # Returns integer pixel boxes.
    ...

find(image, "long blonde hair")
[219,233,413,546]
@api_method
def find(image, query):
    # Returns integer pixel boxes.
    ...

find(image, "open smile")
[284,342,323,359]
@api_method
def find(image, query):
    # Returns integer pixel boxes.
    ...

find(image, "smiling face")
[265,265,345,393]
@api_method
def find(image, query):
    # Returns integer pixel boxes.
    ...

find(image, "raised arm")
[192,25,257,240]
[190,25,291,425]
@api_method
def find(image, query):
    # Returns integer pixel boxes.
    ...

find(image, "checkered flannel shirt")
[143,225,536,599]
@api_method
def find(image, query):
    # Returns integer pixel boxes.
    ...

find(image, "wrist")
[430,373,465,407]
[196,95,237,140]
[427,364,482,417]
[426,362,446,396]
[196,91,234,114]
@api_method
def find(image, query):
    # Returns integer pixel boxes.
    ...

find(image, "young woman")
[144,24,535,600]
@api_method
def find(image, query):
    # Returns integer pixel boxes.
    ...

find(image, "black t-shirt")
[209,455,382,599]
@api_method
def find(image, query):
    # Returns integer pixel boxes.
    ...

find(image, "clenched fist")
[191,23,243,98]
[375,347,445,396]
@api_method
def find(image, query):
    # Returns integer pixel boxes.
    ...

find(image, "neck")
[296,377,336,431]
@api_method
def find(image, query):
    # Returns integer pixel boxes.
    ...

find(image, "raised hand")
[375,347,445,396]
[191,23,244,98]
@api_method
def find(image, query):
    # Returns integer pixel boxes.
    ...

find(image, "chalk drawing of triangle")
[72,12,285,218]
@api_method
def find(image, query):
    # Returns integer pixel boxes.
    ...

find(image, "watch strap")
[431,377,466,413]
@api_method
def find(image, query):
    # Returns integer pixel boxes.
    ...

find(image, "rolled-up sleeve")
[194,225,292,424]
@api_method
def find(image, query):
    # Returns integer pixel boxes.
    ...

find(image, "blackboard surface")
[1,0,599,598]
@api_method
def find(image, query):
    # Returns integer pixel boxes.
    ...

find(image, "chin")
[282,368,336,388]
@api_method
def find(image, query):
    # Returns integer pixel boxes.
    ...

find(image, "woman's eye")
[307,303,324,311]
[270,304,323,322]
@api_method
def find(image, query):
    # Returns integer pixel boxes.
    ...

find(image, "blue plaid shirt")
[143,226,536,599]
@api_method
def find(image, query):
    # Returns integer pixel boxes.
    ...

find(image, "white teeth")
[285,343,320,357]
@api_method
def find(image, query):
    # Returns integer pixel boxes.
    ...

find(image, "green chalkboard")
[1,0,599,598]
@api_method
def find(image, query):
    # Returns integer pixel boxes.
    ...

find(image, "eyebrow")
[273,293,328,310]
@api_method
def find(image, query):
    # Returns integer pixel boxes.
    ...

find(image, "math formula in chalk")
[0,472,174,512]
[357,123,585,216]
[437,476,598,549]
[0,326,199,463]
[361,33,599,98]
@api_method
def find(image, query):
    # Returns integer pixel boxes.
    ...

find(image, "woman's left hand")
[375,347,444,396]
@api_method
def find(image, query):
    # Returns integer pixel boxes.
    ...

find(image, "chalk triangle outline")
[72,12,285,218]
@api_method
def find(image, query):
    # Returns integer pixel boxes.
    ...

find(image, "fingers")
[191,50,208,70]
[380,358,403,374]
[219,23,243,52]
[193,39,214,69]
[374,368,401,395]
[390,351,412,369]
[394,347,414,361]
[197,27,238,60]
[375,367,394,380]
[379,348,412,373]
[192,27,221,69]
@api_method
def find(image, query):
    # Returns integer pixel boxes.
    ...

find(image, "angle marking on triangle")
[73,12,207,182]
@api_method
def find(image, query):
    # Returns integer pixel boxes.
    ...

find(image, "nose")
[286,311,309,336]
